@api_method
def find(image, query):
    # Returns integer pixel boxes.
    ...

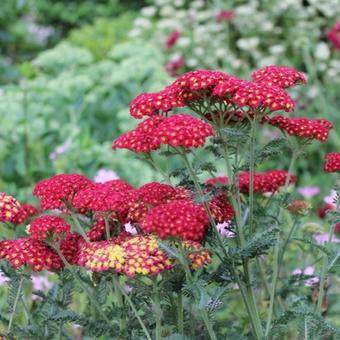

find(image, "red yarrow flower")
[251,65,306,89]
[128,182,189,222]
[0,193,21,223]
[165,31,181,49]
[13,203,38,225]
[324,153,340,172]
[155,114,215,148]
[129,87,184,119]
[140,201,209,241]
[28,215,71,240]
[216,10,235,22]
[73,184,137,222]
[206,176,229,186]
[213,78,296,112]
[238,170,296,194]
[33,174,93,210]
[266,116,333,142]
[112,116,165,153]
[326,22,340,50]
[165,55,185,77]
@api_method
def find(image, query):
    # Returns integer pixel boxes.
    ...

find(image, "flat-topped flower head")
[213,78,296,112]
[33,174,93,210]
[112,116,164,153]
[77,235,173,276]
[238,170,296,194]
[129,87,184,119]
[206,176,229,187]
[140,201,209,241]
[172,70,231,92]
[267,116,333,142]
[73,184,137,221]
[183,240,212,270]
[13,203,38,225]
[28,215,71,240]
[128,183,189,222]
[155,114,215,148]
[0,193,21,223]
[0,237,63,271]
[251,65,307,89]
[165,31,181,49]
[324,152,340,172]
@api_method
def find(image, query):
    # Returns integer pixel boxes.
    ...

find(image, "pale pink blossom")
[297,186,320,199]
[94,169,119,183]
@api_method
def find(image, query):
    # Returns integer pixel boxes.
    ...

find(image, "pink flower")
[326,22,340,50]
[165,55,185,77]
[0,270,9,285]
[292,266,320,286]
[313,233,340,245]
[216,10,235,22]
[165,31,181,49]
[124,222,138,235]
[216,221,235,237]
[94,169,119,183]
[297,186,320,199]
[32,274,53,291]
[324,190,338,206]
[49,140,72,160]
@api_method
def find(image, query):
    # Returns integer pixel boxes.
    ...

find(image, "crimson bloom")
[28,215,71,240]
[155,114,215,148]
[216,10,235,22]
[165,31,181,49]
[266,116,333,142]
[33,174,93,210]
[326,22,340,50]
[324,152,340,172]
[213,78,296,112]
[238,170,296,194]
[251,65,306,89]
[140,201,209,241]
[13,203,38,224]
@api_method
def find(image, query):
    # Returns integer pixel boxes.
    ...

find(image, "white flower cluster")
[130,0,340,84]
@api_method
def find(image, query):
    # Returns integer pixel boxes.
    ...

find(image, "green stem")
[112,275,127,338]
[49,243,110,325]
[104,214,111,240]
[71,213,90,242]
[153,280,162,340]
[114,279,153,340]
[265,151,298,336]
[316,196,339,313]
[7,276,24,333]
[248,119,257,232]
[178,243,217,340]
[256,258,270,299]
[177,292,184,334]
[216,124,264,339]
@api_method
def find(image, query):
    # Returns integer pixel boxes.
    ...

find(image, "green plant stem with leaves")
[7,276,24,334]
[112,275,127,338]
[316,188,340,314]
[152,279,163,340]
[177,292,184,334]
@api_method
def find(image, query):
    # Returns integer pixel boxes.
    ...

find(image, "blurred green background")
[0,0,339,207]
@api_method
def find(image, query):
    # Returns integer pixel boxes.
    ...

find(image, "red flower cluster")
[216,10,235,22]
[324,153,340,172]
[165,56,185,77]
[130,88,184,119]
[155,114,215,148]
[267,116,333,142]
[13,203,38,224]
[141,201,209,241]
[238,170,296,194]
[165,31,181,49]
[128,182,189,222]
[73,183,137,222]
[33,174,92,209]
[206,176,229,186]
[213,78,295,112]
[0,192,21,223]
[28,215,71,240]
[251,65,306,89]
[184,240,212,269]
[113,114,214,152]
[326,22,340,50]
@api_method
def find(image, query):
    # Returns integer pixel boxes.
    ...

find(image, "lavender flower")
[324,189,338,206]
[297,186,320,199]
[0,270,9,285]
[49,140,72,161]
[94,169,119,183]
[292,266,320,286]
[313,233,340,245]
[216,221,236,237]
